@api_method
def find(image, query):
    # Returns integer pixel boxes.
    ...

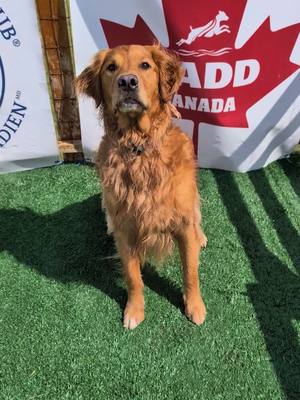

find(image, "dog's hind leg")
[101,196,114,234]
[105,211,114,235]
[199,227,207,248]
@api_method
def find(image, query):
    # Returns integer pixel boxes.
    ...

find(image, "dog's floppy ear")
[76,49,109,108]
[151,44,185,103]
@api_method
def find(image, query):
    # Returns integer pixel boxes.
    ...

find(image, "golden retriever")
[76,44,207,329]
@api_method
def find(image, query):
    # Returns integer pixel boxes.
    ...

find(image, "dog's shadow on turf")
[0,194,183,316]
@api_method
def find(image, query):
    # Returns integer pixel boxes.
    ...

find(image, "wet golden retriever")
[76,44,207,329]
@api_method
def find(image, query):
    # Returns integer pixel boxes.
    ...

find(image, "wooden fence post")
[36,0,83,161]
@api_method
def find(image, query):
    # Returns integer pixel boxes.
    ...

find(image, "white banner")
[0,0,59,174]
[70,0,300,172]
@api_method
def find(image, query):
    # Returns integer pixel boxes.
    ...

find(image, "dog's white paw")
[184,296,206,325]
[123,304,144,330]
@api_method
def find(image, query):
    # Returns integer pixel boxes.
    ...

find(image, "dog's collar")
[127,141,145,156]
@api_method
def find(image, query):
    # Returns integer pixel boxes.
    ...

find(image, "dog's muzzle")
[117,74,145,113]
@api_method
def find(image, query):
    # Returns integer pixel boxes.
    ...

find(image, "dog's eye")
[140,62,151,70]
[107,63,117,72]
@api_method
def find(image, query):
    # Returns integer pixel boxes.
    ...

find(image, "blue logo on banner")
[0,56,4,108]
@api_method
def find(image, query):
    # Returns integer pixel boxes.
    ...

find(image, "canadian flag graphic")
[71,0,300,171]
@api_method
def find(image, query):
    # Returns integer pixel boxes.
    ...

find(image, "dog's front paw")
[123,303,144,330]
[184,296,206,326]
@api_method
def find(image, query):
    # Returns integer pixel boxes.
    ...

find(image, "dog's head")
[76,44,184,120]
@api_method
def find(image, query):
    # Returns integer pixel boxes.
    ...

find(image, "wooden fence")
[36,0,83,161]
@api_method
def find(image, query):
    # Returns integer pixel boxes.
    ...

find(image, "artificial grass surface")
[0,158,299,399]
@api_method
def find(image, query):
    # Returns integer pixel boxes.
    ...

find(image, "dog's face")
[102,45,160,115]
[76,44,184,118]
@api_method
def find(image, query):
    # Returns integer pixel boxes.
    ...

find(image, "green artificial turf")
[0,158,299,400]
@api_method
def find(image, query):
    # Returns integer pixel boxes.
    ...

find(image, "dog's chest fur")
[104,136,176,220]
[97,129,185,257]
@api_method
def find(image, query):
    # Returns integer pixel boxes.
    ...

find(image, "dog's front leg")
[115,233,144,329]
[176,224,206,325]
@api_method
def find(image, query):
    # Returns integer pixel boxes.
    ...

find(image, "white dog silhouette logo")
[176,11,232,57]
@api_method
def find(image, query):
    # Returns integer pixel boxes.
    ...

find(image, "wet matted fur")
[76,44,207,329]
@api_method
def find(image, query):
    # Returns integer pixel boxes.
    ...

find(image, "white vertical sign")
[0,0,59,174]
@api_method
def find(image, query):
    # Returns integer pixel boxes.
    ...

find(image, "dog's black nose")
[117,74,139,91]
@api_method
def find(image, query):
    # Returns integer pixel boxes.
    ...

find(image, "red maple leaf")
[100,0,300,151]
